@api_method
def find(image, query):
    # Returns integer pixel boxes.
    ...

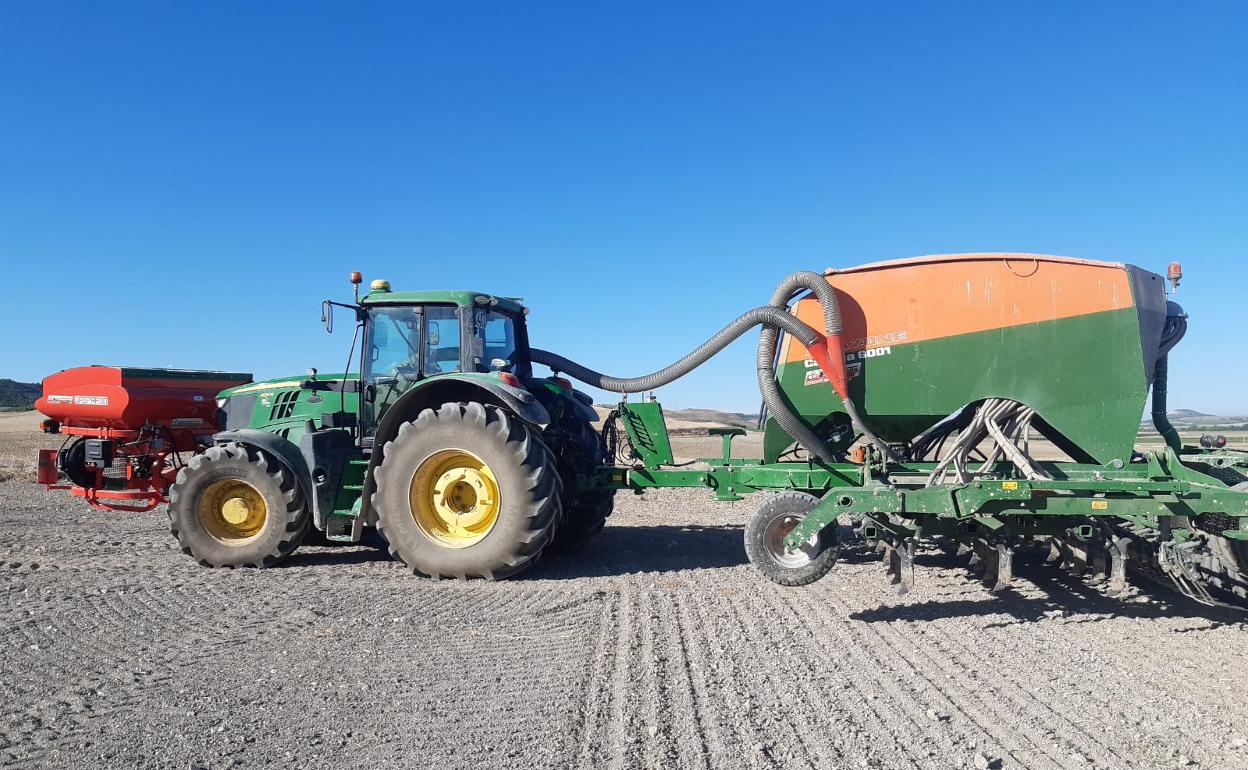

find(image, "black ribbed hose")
[1151,308,1188,453]
[532,271,887,466]
[754,272,892,461]
[531,306,823,394]
[1151,357,1182,452]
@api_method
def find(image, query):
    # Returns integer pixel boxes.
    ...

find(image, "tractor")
[39,266,810,581]
[169,276,612,578]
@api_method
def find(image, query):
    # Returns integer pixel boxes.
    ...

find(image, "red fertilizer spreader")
[35,366,251,511]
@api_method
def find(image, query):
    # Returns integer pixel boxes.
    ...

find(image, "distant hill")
[0,380,40,410]
[1168,408,1212,419]
[666,408,759,429]
[595,404,760,430]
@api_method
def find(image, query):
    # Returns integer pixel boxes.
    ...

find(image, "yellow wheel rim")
[198,478,268,544]
[409,449,501,548]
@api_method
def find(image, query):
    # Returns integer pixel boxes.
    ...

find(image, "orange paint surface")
[783,254,1135,363]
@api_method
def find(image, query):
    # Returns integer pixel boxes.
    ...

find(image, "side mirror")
[321,300,334,334]
[428,321,440,345]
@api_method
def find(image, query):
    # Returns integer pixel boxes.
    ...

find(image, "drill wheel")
[744,491,839,586]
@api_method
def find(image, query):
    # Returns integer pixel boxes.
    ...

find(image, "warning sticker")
[47,395,73,404]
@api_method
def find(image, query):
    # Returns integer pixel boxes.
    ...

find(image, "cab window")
[370,307,421,376]
[423,306,461,375]
[363,306,423,435]
[475,309,517,371]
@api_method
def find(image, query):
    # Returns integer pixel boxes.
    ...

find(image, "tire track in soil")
[634,587,666,770]
[820,572,1150,770]
[758,592,967,769]
[638,589,714,770]
[735,586,942,770]
[671,587,786,769]
[806,583,1091,770]
[665,591,720,770]
[572,589,622,770]
[1,621,145,766]
[836,587,1139,770]
[884,586,1235,769]
[580,581,641,770]
[788,576,1093,768]
[711,586,853,769]
[6,482,1248,770]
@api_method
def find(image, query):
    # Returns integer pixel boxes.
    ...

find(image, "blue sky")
[2,2,1245,413]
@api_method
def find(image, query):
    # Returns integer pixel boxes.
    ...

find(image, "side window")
[371,308,421,374]
[474,309,517,371]
[363,306,422,436]
[423,306,461,375]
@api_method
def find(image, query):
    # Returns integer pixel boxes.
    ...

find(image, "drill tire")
[745,491,839,586]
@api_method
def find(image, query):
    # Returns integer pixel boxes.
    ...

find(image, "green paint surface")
[768,307,1149,464]
[361,289,525,314]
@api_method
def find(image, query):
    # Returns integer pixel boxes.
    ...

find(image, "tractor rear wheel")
[548,420,614,551]
[744,491,839,586]
[553,489,614,551]
[372,402,561,580]
[168,443,309,567]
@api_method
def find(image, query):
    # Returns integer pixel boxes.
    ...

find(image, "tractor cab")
[356,283,534,438]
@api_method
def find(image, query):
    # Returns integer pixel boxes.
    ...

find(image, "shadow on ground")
[529,524,749,579]
[849,549,1247,628]
[278,544,391,568]
[273,522,1248,626]
[275,523,750,578]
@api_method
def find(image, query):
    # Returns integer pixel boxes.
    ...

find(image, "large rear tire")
[168,443,309,567]
[553,490,614,551]
[372,402,561,580]
[547,420,614,551]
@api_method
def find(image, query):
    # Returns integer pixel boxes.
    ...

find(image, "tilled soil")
[3,467,1248,768]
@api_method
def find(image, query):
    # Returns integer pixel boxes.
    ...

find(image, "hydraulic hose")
[1151,306,1188,453]
[534,270,888,466]
[1152,356,1182,452]
[531,306,824,394]
[755,272,892,462]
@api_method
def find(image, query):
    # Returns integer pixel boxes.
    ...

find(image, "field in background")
[5,408,1248,480]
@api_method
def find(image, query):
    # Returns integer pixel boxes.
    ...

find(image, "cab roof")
[360,289,526,314]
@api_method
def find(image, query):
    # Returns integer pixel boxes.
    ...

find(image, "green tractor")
[169,277,613,578]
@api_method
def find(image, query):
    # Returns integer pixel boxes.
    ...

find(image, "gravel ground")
[2,430,1248,770]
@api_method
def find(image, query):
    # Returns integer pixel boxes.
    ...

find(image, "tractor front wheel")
[373,402,562,580]
[168,443,309,567]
